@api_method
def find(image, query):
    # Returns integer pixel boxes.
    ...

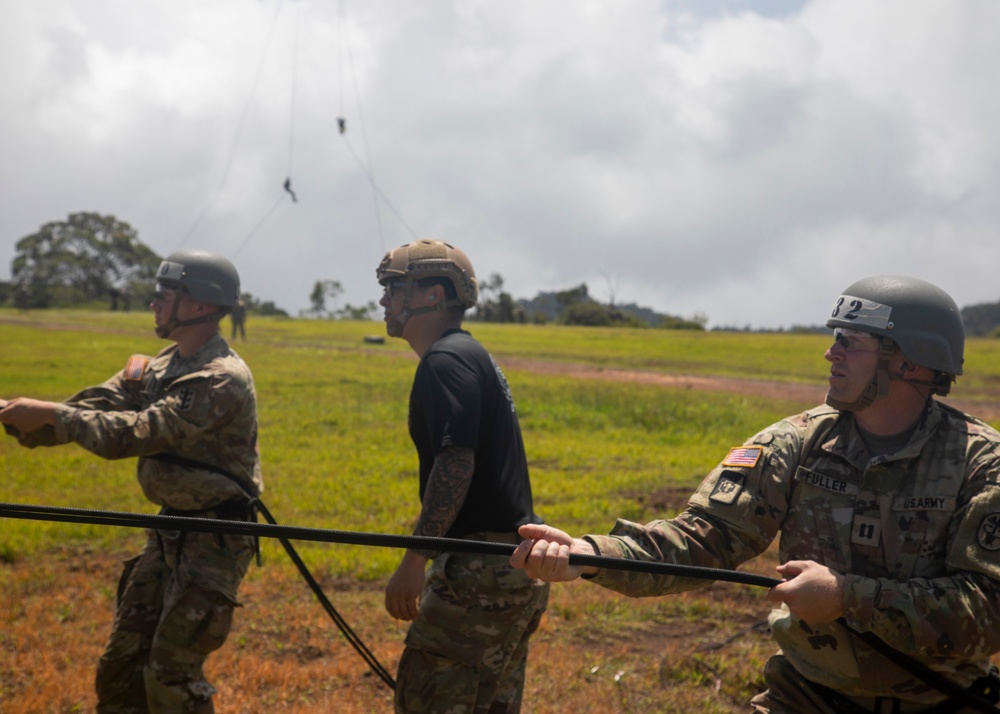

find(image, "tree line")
[1,212,711,330]
[0,213,290,316]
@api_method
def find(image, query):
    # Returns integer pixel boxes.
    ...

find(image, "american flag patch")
[124,355,149,381]
[722,446,763,468]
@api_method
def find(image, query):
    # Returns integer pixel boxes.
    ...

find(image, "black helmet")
[157,250,240,308]
[827,275,963,376]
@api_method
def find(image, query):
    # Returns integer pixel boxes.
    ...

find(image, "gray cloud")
[2,0,998,329]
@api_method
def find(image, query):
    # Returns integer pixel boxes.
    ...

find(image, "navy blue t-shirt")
[408,328,542,538]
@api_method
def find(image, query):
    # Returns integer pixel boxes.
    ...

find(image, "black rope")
[0,501,777,587]
[253,500,396,690]
[0,501,396,689]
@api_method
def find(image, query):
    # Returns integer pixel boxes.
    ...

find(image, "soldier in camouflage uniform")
[376,240,550,713]
[0,250,262,714]
[512,276,1000,713]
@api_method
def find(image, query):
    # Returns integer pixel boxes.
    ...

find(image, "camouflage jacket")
[584,401,1000,701]
[11,333,262,511]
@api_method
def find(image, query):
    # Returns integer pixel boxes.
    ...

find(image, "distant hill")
[517,291,694,327]
[961,302,1000,337]
[517,291,1000,335]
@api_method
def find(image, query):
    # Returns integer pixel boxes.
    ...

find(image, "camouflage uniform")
[397,542,549,714]
[10,332,262,713]
[583,401,1000,711]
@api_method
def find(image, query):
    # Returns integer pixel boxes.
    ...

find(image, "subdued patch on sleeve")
[709,471,745,504]
[976,512,1000,552]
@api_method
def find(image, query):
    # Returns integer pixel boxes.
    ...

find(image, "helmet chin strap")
[156,290,227,339]
[825,338,896,412]
[384,279,453,337]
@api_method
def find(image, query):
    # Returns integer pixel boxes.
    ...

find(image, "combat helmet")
[376,239,478,336]
[154,250,240,338]
[156,250,241,307]
[826,275,964,409]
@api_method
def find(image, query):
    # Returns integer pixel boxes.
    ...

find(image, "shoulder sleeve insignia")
[124,355,150,381]
[176,388,196,412]
[976,512,1000,551]
[709,471,745,504]
[722,446,763,468]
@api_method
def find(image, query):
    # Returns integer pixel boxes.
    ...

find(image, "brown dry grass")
[1,538,780,713]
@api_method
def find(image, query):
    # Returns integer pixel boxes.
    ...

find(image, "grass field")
[2,309,999,712]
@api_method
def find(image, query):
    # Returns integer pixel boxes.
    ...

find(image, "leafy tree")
[303,280,345,318]
[555,283,590,310]
[655,313,707,330]
[561,302,645,327]
[241,292,289,317]
[334,301,378,320]
[473,272,523,323]
[11,213,160,309]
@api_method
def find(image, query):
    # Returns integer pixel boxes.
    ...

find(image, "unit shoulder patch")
[976,512,1000,551]
[124,355,150,381]
[176,388,196,412]
[722,446,763,468]
[709,471,745,505]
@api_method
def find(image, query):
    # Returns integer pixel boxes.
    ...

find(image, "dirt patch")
[497,357,1000,422]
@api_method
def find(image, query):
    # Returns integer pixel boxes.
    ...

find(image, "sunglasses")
[832,328,880,353]
[381,280,408,299]
[152,283,179,303]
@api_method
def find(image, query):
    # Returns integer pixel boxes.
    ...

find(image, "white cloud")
[1,0,998,329]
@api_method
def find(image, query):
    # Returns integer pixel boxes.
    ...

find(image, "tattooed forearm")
[414,446,475,538]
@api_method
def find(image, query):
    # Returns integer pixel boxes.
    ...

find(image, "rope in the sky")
[178,0,422,261]
[176,0,289,251]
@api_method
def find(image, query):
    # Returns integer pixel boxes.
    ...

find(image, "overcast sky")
[2,0,998,329]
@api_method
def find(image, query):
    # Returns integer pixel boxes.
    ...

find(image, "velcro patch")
[177,388,196,412]
[976,512,1000,551]
[124,355,149,381]
[722,446,763,468]
[794,467,856,495]
[852,515,881,548]
[709,472,745,504]
[892,496,955,512]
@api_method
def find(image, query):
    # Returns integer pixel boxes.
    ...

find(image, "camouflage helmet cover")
[376,239,478,308]
[157,250,240,308]
[826,275,964,376]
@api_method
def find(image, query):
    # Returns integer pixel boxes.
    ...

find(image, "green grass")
[2,308,998,581]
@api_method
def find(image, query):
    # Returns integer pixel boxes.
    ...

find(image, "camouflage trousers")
[751,655,985,714]
[395,548,550,714]
[95,527,253,713]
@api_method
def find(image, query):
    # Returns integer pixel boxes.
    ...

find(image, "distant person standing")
[0,249,263,714]
[377,239,550,714]
[230,298,246,341]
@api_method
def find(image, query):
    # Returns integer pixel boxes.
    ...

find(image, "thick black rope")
[252,499,396,689]
[0,501,778,586]
[3,501,997,711]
